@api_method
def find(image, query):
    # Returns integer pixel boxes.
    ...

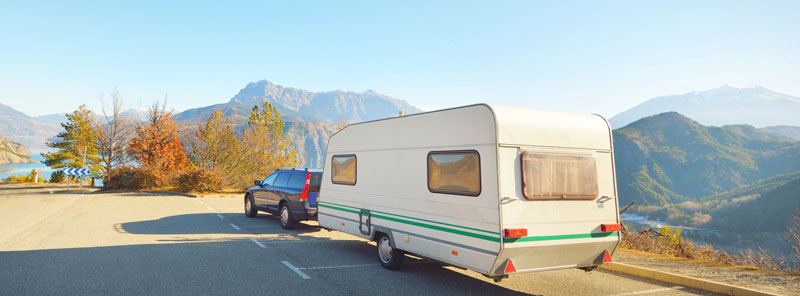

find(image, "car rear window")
[521,151,599,200]
[273,172,290,187]
[287,172,307,189]
[309,173,322,192]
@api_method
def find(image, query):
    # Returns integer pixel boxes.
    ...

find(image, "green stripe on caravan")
[320,201,499,235]
[318,201,619,243]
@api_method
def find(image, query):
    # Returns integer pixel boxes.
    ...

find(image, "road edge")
[599,262,780,296]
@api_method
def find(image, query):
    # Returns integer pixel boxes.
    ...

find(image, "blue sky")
[1,0,798,118]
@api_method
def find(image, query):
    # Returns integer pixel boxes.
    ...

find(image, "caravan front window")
[427,151,481,196]
[331,154,357,185]
[521,151,598,200]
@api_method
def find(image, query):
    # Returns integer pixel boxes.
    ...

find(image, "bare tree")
[94,87,134,180]
[335,114,349,131]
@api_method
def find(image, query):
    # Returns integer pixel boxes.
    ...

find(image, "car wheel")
[377,233,405,270]
[245,195,257,218]
[280,202,295,229]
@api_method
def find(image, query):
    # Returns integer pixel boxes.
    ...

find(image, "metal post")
[80,146,87,190]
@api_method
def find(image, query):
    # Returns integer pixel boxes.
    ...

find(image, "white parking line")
[215,214,224,219]
[609,286,684,296]
[249,238,266,248]
[230,224,241,231]
[263,240,327,244]
[298,263,378,270]
[282,261,312,280]
[206,206,214,211]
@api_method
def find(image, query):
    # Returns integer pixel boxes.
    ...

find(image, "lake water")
[0,153,103,187]
[0,154,54,180]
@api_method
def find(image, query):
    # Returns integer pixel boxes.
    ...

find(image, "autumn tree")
[189,102,296,189]
[239,101,296,186]
[189,110,242,177]
[94,87,134,180]
[128,101,187,173]
[42,105,102,179]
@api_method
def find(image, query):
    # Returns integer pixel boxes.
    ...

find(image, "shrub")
[49,170,65,183]
[105,166,161,191]
[175,167,222,193]
[621,225,797,274]
[3,169,42,183]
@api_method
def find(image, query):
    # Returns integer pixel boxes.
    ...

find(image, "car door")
[265,172,291,209]
[254,173,278,207]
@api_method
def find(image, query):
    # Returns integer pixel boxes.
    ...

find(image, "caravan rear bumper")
[490,234,619,276]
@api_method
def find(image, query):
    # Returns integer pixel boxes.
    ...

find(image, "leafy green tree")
[41,105,101,178]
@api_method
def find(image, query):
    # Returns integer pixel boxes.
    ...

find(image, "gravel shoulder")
[615,248,800,295]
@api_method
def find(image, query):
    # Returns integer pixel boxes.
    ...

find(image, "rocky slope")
[0,135,35,164]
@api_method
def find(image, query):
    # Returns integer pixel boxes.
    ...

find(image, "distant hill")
[34,113,68,126]
[0,135,35,164]
[175,80,422,126]
[703,172,800,233]
[614,112,800,207]
[610,85,800,129]
[0,103,61,150]
[761,125,800,141]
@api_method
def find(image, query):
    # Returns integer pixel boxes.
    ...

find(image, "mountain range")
[0,103,61,151]
[175,80,422,125]
[173,80,422,167]
[610,85,800,129]
[614,111,800,233]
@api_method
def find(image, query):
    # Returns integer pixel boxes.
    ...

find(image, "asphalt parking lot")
[0,185,715,295]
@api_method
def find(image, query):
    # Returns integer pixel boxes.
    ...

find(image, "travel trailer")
[317,104,620,281]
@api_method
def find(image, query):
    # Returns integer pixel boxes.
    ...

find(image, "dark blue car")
[244,168,321,229]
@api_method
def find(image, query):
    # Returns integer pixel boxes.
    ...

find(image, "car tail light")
[504,228,528,238]
[300,172,311,200]
[601,224,621,232]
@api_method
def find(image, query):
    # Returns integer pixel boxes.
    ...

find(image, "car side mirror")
[254,180,261,187]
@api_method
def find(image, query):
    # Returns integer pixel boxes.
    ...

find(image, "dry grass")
[621,225,798,275]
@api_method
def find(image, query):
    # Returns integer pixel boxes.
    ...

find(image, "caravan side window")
[331,154,357,185]
[521,151,599,200]
[427,150,481,196]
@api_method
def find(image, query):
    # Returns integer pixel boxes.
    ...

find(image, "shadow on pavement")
[117,213,322,235]
[0,240,530,296]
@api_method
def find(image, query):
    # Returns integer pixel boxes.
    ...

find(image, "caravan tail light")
[504,228,528,238]
[601,224,621,232]
[300,172,311,200]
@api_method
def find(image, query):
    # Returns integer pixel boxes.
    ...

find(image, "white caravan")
[318,104,620,281]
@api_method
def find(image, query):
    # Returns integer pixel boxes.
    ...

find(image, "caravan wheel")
[377,234,405,270]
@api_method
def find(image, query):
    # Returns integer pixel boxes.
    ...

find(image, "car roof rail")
[277,167,309,171]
